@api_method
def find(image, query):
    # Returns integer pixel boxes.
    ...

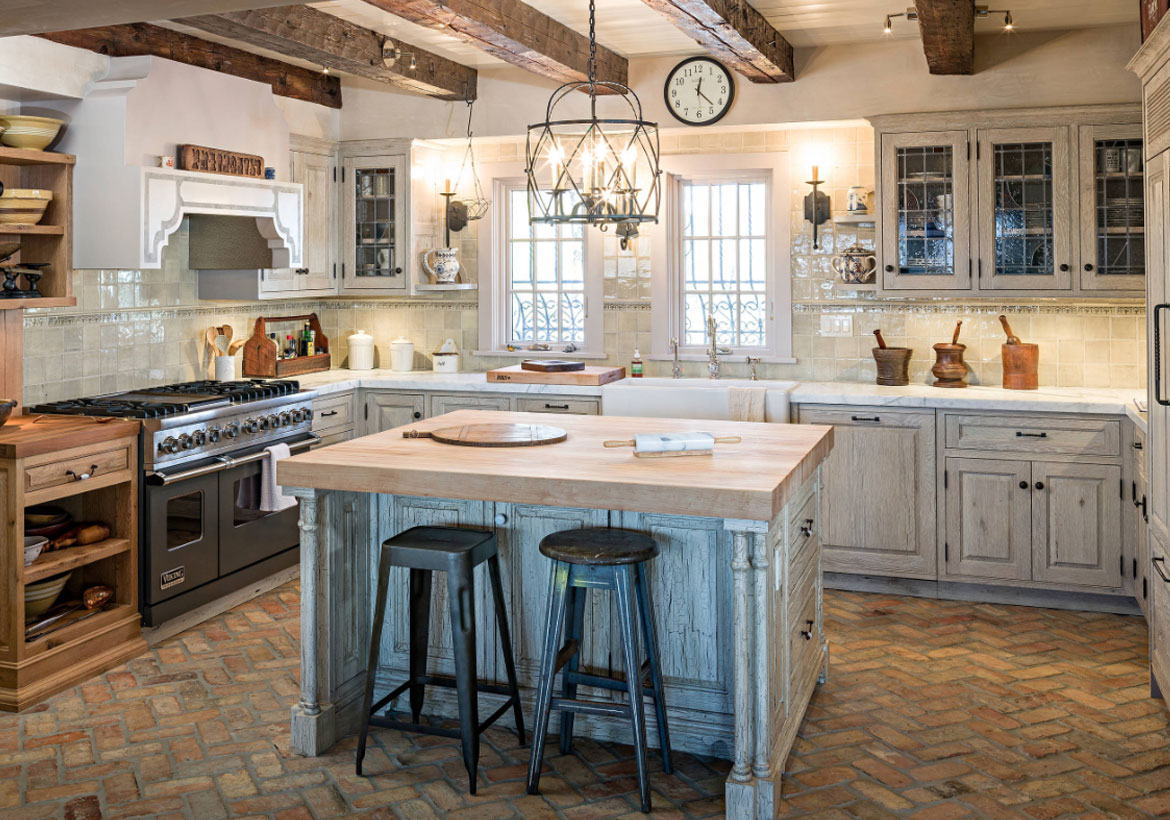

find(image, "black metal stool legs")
[447,561,480,792]
[487,554,527,746]
[558,584,587,755]
[614,564,652,813]
[526,559,571,795]
[408,568,432,724]
[635,562,672,774]
[356,546,393,776]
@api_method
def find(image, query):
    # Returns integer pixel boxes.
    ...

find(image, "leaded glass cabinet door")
[976,127,1072,291]
[342,154,408,293]
[1079,124,1145,292]
[879,131,971,291]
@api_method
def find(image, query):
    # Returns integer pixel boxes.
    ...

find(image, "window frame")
[476,161,604,358]
[650,152,792,363]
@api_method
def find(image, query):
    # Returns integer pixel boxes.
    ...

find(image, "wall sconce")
[804,165,830,250]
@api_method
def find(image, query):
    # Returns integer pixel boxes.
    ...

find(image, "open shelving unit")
[0,146,76,309]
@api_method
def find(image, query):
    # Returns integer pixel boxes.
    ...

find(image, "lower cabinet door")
[1031,461,1122,588]
[365,391,425,433]
[944,457,1032,581]
[429,394,511,416]
[1149,530,1170,702]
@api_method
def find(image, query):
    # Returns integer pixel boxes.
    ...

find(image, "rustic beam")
[38,23,340,109]
[0,1,311,38]
[179,5,476,102]
[913,0,975,75]
[637,0,793,83]
[362,0,628,90]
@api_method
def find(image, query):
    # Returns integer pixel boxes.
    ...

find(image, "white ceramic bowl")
[24,571,70,618]
[0,188,52,225]
[23,535,47,566]
[0,115,63,151]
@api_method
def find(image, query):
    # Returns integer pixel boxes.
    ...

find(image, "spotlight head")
[1003,10,1014,30]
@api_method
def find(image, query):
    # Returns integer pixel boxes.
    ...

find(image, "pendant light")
[525,0,661,244]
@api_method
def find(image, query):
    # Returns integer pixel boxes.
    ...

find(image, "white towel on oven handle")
[260,442,297,512]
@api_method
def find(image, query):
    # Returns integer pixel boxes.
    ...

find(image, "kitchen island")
[278,410,833,819]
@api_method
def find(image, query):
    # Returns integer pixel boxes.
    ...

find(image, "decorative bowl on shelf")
[24,535,48,567]
[24,571,71,618]
[0,115,64,151]
[0,188,52,224]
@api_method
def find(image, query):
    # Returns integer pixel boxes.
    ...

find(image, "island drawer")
[944,413,1120,457]
[787,558,821,704]
[25,444,132,494]
[787,484,818,567]
[515,397,600,415]
[313,393,355,432]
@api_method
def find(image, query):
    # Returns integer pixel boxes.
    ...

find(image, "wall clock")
[664,57,735,126]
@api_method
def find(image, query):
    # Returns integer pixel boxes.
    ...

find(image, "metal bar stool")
[526,527,672,813]
[356,526,526,793]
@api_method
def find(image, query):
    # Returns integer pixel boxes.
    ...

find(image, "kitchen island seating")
[355,526,526,791]
[527,527,672,813]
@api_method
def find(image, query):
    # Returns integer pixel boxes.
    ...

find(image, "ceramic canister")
[347,329,375,371]
[390,337,415,372]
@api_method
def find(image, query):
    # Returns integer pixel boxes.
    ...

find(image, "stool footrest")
[368,674,521,735]
[553,639,579,673]
[565,669,657,700]
[550,696,632,719]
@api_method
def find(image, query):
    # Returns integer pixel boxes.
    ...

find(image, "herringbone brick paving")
[2,583,1168,818]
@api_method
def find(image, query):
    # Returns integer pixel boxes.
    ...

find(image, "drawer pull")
[799,620,814,640]
[545,403,570,410]
[1154,557,1170,584]
[1034,481,1045,491]
[320,410,339,417]
[799,518,815,539]
[1019,480,1029,490]
[850,415,880,423]
[1134,441,1144,450]
[1015,431,1047,438]
[66,464,99,482]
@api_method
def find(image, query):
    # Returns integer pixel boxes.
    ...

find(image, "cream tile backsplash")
[23,125,1146,405]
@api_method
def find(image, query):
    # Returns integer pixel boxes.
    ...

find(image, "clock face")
[664,57,735,126]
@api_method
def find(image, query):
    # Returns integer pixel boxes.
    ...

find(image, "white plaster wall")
[0,35,109,100]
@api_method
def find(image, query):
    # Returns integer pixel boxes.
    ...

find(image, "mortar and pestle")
[931,320,969,388]
[871,330,912,386]
[999,315,1039,390]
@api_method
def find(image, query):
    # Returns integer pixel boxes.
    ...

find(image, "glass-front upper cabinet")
[1079,125,1145,292]
[879,131,971,291]
[976,127,1072,291]
[342,153,408,293]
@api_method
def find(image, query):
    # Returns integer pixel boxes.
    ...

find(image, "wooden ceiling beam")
[637,0,793,83]
[362,0,628,91]
[38,23,341,108]
[178,5,476,101]
[913,0,975,75]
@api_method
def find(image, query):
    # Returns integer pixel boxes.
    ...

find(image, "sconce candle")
[811,164,819,181]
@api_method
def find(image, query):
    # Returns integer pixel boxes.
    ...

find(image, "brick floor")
[3,584,1169,818]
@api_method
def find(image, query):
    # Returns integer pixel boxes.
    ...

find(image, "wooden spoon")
[205,326,218,352]
[951,320,963,345]
[227,339,246,356]
[873,329,888,350]
[220,324,233,347]
[999,315,1021,345]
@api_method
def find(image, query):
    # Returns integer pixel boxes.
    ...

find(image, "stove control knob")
[207,426,222,443]
[279,411,292,427]
[192,429,207,446]
[225,423,240,438]
[267,414,280,430]
[179,434,195,450]
[245,418,260,433]
[161,436,180,454]
[297,408,311,423]
[257,416,269,431]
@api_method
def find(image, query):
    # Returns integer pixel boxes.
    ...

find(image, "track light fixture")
[883,6,1014,34]
[382,39,418,71]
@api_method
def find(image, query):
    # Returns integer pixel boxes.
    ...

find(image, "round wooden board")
[426,423,568,447]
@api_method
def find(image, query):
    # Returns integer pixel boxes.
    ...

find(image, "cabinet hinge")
[333,166,336,182]
[944,542,949,562]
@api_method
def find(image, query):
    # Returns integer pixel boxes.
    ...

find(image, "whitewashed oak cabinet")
[359,389,599,435]
[870,105,1144,298]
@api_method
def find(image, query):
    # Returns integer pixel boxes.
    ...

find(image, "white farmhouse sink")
[601,377,797,422]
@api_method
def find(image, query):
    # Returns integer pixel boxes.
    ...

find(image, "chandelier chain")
[588,0,597,87]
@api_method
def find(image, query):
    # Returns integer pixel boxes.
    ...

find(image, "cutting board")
[486,364,625,385]
[403,423,567,447]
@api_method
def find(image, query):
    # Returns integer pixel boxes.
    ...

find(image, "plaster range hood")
[31,55,303,271]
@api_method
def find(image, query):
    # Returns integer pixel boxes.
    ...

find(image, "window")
[651,153,791,361]
[478,164,603,356]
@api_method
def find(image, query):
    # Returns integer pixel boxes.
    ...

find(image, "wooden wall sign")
[1143,0,1170,42]
[178,144,264,178]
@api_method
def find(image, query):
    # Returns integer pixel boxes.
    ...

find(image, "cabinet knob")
[1034,481,1045,491]
[1019,480,1029,490]
[884,264,894,272]
[494,513,508,526]
[412,411,422,419]
[394,267,403,275]
[1059,263,1069,272]
[1084,263,1094,272]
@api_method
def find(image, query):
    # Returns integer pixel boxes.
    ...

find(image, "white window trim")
[475,160,605,358]
[650,151,793,363]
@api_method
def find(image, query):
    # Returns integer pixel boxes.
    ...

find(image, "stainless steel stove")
[30,379,318,626]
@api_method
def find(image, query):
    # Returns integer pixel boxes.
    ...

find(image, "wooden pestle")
[951,320,963,345]
[999,315,1021,345]
[873,329,888,350]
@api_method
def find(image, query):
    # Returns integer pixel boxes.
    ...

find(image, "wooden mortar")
[931,320,969,388]
[871,329,911,386]
[999,315,1038,390]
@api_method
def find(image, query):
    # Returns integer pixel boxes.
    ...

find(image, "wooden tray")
[242,312,330,378]
[403,423,566,447]
[486,364,625,385]
[520,359,586,372]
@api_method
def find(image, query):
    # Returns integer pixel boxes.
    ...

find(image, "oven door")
[144,470,220,603]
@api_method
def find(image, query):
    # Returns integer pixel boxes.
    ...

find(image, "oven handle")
[148,433,321,485]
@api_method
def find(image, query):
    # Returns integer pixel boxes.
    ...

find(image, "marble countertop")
[293,369,1147,421]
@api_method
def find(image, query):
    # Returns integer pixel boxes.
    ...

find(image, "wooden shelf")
[0,297,76,310]
[23,538,131,585]
[0,224,65,236]
[834,281,878,291]
[416,282,477,291]
[24,603,136,649]
[833,213,875,225]
[0,147,75,167]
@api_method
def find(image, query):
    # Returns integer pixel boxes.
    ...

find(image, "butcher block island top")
[278,409,834,521]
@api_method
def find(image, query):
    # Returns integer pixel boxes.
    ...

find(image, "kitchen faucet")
[670,337,681,379]
[746,356,761,381]
[706,315,731,379]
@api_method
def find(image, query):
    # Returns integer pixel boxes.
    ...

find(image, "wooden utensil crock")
[931,320,968,388]
[1002,343,1039,389]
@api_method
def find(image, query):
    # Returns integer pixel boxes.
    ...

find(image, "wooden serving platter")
[486,364,625,385]
[403,423,567,447]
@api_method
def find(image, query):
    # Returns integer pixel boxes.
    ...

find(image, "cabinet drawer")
[787,558,821,706]
[944,414,1120,456]
[515,397,600,415]
[787,481,818,568]
[1135,426,1148,483]
[1150,535,1170,700]
[25,445,131,493]
[316,428,355,447]
[313,393,354,432]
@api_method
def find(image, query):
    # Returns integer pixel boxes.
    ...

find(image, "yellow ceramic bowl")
[0,188,52,225]
[0,115,63,151]
[24,571,71,618]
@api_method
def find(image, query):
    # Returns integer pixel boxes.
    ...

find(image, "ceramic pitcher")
[422,247,460,284]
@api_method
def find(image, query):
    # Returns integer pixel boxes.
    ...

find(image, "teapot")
[421,247,460,284]
[830,242,877,284]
